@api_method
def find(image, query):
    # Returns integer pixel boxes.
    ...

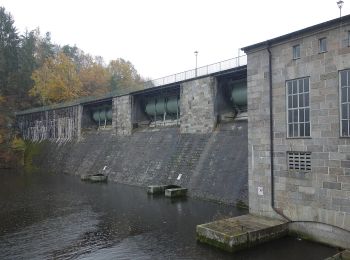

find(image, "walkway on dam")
[16,55,247,116]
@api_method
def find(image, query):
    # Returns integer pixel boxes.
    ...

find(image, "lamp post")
[194,51,198,77]
[337,0,344,18]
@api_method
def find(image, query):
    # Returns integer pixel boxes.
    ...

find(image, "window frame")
[292,44,300,60]
[348,31,350,47]
[319,37,327,53]
[286,77,311,138]
[339,69,350,137]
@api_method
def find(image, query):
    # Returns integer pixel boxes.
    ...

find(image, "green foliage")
[11,136,25,151]
[0,7,20,96]
[23,141,42,172]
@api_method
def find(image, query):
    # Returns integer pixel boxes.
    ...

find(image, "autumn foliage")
[0,6,146,168]
[30,53,84,104]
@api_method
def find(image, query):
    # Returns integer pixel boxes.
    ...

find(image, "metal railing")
[16,55,247,115]
[144,55,247,88]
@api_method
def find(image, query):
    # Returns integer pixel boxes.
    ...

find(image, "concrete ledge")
[165,188,188,198]
[196,214,288,252]
[147,185,168,195]
[147,185,181,195]
[325,250,350,260]
[288,222,350,250]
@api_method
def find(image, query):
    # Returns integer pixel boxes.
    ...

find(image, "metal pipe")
[267,44,291,221]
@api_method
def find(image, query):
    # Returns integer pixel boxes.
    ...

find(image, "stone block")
[323,181,341,190]
[165,187,187,198]
[196,214,288,252]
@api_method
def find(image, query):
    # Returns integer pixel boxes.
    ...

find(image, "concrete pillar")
[76,104,83,141]
[112,95,132,136]
[180,76,217,134]
[112,97,118,135]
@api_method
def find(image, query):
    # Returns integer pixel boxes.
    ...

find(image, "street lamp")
[337,0,344,18]
[194,51,198,77]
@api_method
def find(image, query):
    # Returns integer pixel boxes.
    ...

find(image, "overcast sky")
[0,0,347,79]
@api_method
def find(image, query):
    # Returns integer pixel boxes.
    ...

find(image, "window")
[286,77,310,137]
[319,38,327,53]
[293,44,300,59]
[340,69,350,137]
[287,151,311,171]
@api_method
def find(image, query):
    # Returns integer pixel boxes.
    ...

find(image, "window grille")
[286,77,310,137]
[287,151,311,171]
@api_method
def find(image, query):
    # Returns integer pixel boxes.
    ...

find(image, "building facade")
[243,15,350,247]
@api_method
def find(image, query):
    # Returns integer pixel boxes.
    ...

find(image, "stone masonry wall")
[246,23,350,231]
[246,50,280,219]
[31,121,248,206]
[180,77,216,134]
[113,95,132,136]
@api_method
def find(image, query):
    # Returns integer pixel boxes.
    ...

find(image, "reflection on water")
[0,170,337,259]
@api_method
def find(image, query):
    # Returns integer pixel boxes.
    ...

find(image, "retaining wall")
[31,120,248,205]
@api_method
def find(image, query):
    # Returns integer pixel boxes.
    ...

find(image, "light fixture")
[337,0,344,17]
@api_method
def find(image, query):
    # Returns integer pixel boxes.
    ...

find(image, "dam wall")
[31,121,248,205]
[17,71,248,205]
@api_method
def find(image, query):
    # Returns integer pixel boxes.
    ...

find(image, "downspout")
[267,43,291,221]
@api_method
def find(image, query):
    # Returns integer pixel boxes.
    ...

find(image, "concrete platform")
[196,214,288,252]
[165,187,187,198]
[325,250,350,260]
[147,185,181,195]
[147,185,168,195]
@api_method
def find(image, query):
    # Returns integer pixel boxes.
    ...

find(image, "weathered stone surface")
[180,77,216,134]
[245,18,350,240]
[16,105,82,142]
[113,96,132,136]
[31,121,248,205]
[147,185,168,195]
[165,187,187,198]
[196,214,288,252]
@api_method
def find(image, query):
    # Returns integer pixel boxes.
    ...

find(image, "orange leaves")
[29,52,84,105]
[79,63,110,97]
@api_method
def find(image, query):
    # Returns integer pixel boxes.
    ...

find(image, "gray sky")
[0,0,346,79]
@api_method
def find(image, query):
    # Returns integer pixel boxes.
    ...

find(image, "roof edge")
[242,14,350,53]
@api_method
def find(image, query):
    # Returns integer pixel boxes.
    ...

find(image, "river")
[0,170,337,259]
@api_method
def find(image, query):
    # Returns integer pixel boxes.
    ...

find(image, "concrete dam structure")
[16,58,248,206]
[14,15,350,253]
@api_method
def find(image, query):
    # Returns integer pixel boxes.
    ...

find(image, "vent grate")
[287,151,311,171]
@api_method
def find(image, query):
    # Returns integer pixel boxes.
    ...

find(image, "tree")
[108,58,143,94]
[29,52,84,104]
[34,29,55,67]
[79,63,111,97]
[16,30,37,101]
[0,7,20,95]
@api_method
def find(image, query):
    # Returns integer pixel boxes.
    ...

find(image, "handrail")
[16,55,247,116]
[144,55,247,88]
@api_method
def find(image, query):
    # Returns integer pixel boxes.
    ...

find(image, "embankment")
[30,120,248,206]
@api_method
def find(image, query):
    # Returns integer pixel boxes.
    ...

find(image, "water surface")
[0,170,337,259]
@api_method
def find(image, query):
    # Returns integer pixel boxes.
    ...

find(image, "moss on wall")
[24,141,43,172]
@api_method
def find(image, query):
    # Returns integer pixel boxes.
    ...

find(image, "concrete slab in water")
[165,188,187,198]
[196,214,288,252]
[325,250,350,260]
[147,185,168,195]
